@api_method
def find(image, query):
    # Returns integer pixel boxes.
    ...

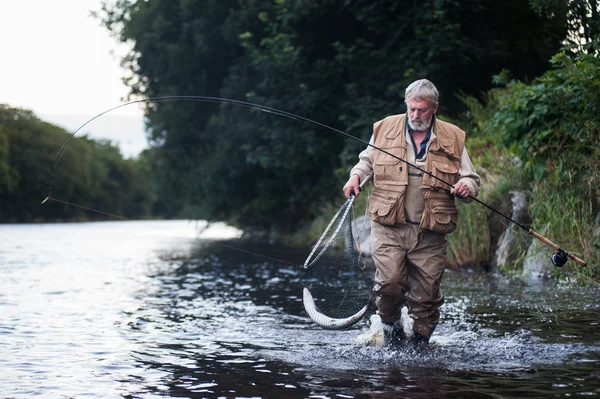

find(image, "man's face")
[406,98,438,132]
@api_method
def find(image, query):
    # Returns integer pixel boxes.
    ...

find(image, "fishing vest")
[367,114,466,234]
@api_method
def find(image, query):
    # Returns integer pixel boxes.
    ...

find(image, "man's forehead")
[406,98,434,108]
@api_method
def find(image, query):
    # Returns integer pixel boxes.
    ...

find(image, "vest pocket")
[421,190,458,234]
[422,157,460,189]
[368,189,406,226]
[372,145,407,187]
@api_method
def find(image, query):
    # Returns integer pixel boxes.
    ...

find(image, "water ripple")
[1,221,599,398]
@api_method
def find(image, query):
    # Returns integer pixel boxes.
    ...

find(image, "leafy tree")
[97,0,571,233]
[486,49,600,184]
[531,0,600,51]
[0,124,16,193]
[0,105,156,222]
[472,49,600,279]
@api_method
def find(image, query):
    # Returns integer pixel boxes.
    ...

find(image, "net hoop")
[303,196,355,269]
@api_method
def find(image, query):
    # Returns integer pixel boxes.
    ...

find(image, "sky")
[0,0,147,158]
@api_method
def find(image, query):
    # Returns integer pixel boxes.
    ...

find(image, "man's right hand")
[343,174,361,198]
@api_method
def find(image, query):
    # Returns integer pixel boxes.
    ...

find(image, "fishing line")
[44,95,448,198]
[210,242,300,267]
[43,95,586,267]
[499,218,521,237]
[44,196,129,220]
[47,193,300,266]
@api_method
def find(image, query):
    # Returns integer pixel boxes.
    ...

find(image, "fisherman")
[343,79,480,348]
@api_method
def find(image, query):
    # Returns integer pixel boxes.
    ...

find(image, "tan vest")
[367,114,466,234]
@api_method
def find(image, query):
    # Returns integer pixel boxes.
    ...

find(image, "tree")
[0,124,16,194]
[486,50,600,185]
[0,105,156,222]
[97,0,570,233]
[531,0,600,51]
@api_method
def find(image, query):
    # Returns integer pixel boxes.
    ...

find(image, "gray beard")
[407,117,431,132]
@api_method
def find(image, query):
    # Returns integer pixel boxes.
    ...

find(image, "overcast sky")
[0,0,147,157]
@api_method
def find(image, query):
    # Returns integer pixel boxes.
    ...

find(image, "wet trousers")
[371,221,447,338]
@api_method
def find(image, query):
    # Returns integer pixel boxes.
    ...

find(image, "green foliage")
[96,0,570,234]
[487,50,600,188]
[0,105,155,222]
[528,167,599,284]
[530,0,600,52]
[0,124,16,193]
[446,198,492,269]
[451,47,600,281]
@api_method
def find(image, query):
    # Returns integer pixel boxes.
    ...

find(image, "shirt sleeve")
[349,134,374,182]
[456,147,481,202]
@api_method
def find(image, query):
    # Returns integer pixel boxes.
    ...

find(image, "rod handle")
[528,229,587,266]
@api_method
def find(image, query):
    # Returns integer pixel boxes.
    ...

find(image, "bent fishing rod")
[43,95,586,267]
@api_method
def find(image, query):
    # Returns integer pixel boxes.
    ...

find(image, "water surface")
[1,220,598,398]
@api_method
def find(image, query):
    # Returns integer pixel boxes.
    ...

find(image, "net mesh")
[302,197,373,319]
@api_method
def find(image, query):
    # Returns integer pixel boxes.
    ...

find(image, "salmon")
[302,287,369,329]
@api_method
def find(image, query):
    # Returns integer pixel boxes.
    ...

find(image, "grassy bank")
[451,48,599,283]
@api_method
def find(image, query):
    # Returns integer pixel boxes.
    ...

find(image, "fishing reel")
[551,249,568,268]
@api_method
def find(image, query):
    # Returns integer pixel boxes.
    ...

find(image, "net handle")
[353,172,373,197]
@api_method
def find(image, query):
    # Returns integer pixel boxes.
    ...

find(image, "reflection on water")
[1,220,599,398]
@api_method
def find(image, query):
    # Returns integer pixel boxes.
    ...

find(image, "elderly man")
[343,79,480,347]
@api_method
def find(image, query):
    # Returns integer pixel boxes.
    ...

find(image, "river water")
[1,220,599,398]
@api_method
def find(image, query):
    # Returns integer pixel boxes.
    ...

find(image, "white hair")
[405,79,439,105]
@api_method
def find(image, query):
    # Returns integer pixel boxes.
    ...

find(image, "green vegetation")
[491,49,599,282]
[2,1,598,282]
[96,0,568,234]
[447,48,600,282]
[0,105,155,222]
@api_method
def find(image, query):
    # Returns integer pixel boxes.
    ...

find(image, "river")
[1,220,598,398]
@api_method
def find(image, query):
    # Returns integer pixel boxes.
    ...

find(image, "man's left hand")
[451,181,471,199]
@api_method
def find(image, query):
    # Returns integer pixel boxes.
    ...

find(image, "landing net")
[302,195,373,321]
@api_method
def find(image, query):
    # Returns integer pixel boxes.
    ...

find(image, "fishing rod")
[43,95,586,267]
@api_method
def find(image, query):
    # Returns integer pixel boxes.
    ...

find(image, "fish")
[302,287,369,329]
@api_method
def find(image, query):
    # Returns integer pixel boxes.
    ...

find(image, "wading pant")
[371,221,447,338]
